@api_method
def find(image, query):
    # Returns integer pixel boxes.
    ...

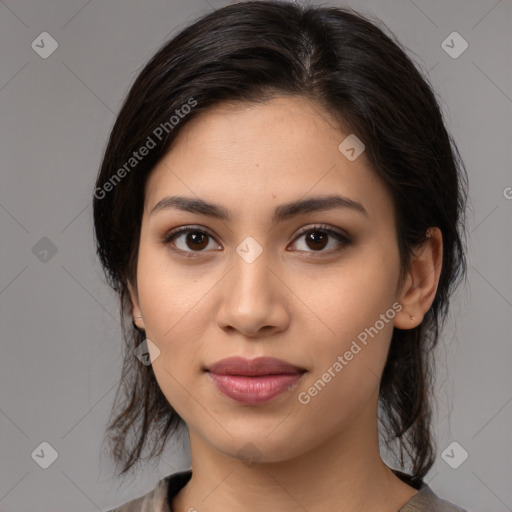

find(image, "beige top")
[106,470,468,512]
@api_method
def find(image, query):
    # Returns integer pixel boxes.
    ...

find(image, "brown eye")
[160,223,351,258]
[183,231,209,251]
[290,224,351,254]
[304,231,329,251]
[161,227,219,255]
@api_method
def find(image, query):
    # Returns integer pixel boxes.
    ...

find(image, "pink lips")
[206,356,306,405]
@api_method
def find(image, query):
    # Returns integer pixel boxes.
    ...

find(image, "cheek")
[136,243,209,337]
[294,252,399,348]
[141,284,207,424]
[135,250,209,399]
[294,303,395,434]
[293,248,399,399]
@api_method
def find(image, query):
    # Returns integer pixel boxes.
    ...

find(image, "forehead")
[144,95,394,224]
[167,95,347,158]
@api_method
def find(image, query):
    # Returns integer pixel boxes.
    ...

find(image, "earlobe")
[127,280,144,329]
[393,227,443,330]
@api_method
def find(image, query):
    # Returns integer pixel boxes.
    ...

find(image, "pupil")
[307,231,327,250]
[188,232,208,250]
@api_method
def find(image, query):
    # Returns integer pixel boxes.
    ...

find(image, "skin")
[128,95,443,512]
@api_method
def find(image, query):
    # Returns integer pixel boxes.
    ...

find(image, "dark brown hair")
[93,0,468,487]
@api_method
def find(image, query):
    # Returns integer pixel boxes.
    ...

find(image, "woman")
[94,2,469,511]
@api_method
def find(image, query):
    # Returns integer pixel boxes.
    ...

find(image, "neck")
[173,395,418,512]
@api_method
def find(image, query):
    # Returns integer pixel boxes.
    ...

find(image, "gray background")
[1,0,511,510]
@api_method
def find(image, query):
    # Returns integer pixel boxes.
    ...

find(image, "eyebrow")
[149,194,368,223]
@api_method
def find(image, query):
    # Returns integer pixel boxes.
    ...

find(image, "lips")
[206,356,306,376]
[205,357,306,405]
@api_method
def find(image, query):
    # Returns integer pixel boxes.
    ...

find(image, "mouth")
[206,356,306,376]
[205,356,307,405]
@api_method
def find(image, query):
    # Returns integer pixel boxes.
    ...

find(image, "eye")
[160,223,351,258]
[160,226,220,257]
[289,224,351,254]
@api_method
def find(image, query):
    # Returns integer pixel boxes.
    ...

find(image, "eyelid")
[160,225,221,256]
[293,224,351,243]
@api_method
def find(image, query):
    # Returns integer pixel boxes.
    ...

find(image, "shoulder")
[105,470,192,512]
[399,482,469,512]
[104,475,171,512]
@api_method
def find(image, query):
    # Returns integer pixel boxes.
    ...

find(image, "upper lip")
[206,357,306,376]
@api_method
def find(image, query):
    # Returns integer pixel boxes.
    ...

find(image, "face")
[129,95,407,463]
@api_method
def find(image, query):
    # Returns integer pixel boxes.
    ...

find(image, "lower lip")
[207,372,304,405]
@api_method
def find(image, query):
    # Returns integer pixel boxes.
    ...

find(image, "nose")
[216,246,290,338]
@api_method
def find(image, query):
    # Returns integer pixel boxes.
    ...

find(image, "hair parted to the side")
[93,0,468,486]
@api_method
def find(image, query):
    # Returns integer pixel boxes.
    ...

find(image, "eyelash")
[160,224,352,258]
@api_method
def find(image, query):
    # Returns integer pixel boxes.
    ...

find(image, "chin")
[204,428,311,466]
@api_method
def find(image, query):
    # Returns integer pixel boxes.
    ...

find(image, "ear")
[394,227,443,329]
[127,279,145,331]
